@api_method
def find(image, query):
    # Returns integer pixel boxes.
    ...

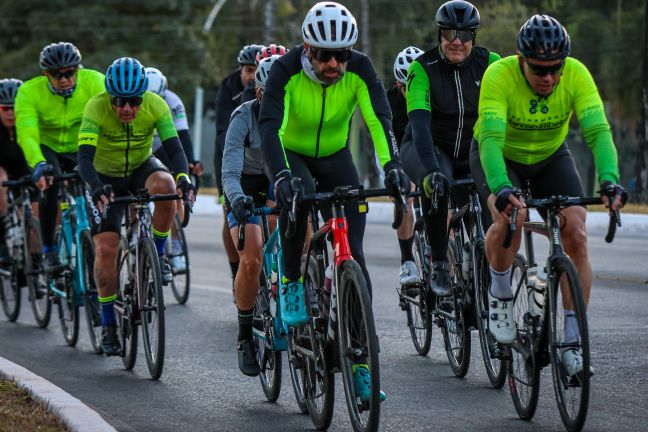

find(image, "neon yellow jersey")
[474,55,619,194]
[78,91,178,177]
[14,69,105,167]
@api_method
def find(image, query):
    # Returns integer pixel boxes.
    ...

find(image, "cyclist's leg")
[215,137,240,285]
[39,146,67,273]
[468,140,493,230]
[0,166,9,263]
[398,140,420,285]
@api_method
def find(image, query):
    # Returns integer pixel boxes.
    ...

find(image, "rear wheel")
[169,215,190,304]
[404,230,432,356]
[0,265,21,322]
[116,237,137,370]
[338,259,380,432]
[81,230,102,354]
[474,240,508,388]
[139,238,165,380]
[548,256,590,432]
[26,217,50,328]
[508,254,540,420]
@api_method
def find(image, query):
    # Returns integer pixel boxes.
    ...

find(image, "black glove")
[494,187,521,213]
[176,174,195,198]
[273,169,296,210]
[599,181,628,206]
[422,171,450,199]
[231,196,253,224]
[383,160,410,199]
[91,184,113,207]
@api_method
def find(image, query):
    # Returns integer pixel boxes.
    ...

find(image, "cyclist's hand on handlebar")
[231,196,253,224]
[176,174,196,204]
[599,181,627,211]
[383,161,410,200]
[92,184,113,213]
[422,171,450,199]
[32,162,54,191]
[274,170,300,209]
[494,187,524,217]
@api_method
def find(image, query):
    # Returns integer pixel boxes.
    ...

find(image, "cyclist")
[14,42,105,274]
[239,43,289,104]
[77,57,194,356]
[146,66,202,271]
[222,55,281,377]
[403,0,499,296]
[259,1,409,401]
[470,15,626,378]
[214,43,263,294]
[0,79,32,264]
[388,46,423,287]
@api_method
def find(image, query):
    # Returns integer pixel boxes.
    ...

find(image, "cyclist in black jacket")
[402,0,499,296]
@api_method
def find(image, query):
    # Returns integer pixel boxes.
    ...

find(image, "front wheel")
[254,269,282,402]
[139,238,165,380]
[548,256,590,432]
[338,259,380,432]
[116,236,137,370]
[55,232,79,347]
[169,215,190,304]
[0,266,21,322]
[25,217,51,328]
[81,230,102,354]
[404,230,432,355]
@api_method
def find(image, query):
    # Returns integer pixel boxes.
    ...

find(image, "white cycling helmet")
[255,55,281,91]
[393,46,424,85]
[145,67,168,96]
[302,2,358,49]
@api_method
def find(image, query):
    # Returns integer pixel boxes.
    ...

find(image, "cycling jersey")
[386,85,408,148]
[152,89,189,152]
[14,68,105,167]
[0,124,30,178]
[259,45,398,178]
[78,91,178,177]
[406,47,500,167]
[474,55,619,194]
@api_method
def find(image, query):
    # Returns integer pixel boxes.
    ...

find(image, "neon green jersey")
[14,69,105,168]
[474,55,619,194]
[78,91,177,177]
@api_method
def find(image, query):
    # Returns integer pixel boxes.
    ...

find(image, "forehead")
[242,65,256,72]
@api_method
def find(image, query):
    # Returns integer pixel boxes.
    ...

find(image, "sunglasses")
[525,59,565,76]
[440,29,475,43]
[0,105,13,112]
[111,96,143,108]
[48,68,77,80]
[310,47,352,63]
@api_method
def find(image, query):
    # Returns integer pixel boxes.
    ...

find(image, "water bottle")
[322,263,334,318]
[461,242,471,281]
[270,262,278,299]
[526,266,547,318]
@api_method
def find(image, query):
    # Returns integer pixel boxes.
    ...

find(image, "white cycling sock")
[563,310,579,343]
[489,266,512,299]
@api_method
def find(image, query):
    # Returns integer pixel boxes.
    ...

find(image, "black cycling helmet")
[237,44,264,66]
[517,15,571,60]
[39,42,82,70]
[0,78,22,105]
[435,0,480,30]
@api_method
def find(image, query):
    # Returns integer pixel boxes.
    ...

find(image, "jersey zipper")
[124,123,130,177]
[62,97,69,150]
[314,86,327,158]
[453,70,464,158]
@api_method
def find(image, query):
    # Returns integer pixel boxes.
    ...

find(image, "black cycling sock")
[398,236,415,264]
[230,260,240,279]
[0,213,6,243]
[237,307,254,341]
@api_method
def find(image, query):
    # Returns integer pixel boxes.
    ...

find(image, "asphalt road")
[1,213,646,432]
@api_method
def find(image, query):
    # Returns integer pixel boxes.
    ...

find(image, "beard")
[311,58,346,85]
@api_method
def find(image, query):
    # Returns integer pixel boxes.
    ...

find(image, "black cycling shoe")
[158,256,172,285]
[43,251,65,276]
[431,260,452,297]
[237,339,260,377]
[0,244,10,266]
[101,325,121,356]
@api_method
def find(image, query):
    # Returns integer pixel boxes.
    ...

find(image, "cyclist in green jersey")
[77,57,195,356]
[14,42,105,274]
[469,15,627,378]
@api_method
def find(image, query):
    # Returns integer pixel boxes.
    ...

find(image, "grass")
[0,374,69,432]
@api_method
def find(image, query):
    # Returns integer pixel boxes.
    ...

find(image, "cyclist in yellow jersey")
[14,42,105,274]
[77,57,195,356]
[469,15,627,378]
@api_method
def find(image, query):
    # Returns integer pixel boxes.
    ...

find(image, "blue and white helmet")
[394,46,424,85]
[255,55,281,91]
[105,57,148,97]
[145,67,168,96]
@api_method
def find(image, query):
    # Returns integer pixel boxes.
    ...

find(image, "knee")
[562,223,588,258]
[147,172,176,194]
[239,253,262,275]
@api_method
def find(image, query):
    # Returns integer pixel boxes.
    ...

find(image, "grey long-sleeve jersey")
[222,99,265,205]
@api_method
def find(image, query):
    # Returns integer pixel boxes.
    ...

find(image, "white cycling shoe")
[170,255,187,273]
[399,261,420,286]
[488,292,516,344]
[561,348,594,379]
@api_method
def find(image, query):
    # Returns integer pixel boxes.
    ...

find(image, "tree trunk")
[633,0,648,202]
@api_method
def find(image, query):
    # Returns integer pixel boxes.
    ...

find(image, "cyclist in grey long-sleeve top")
[221,55,280,378]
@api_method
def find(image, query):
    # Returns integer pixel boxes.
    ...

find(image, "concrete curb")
[192,194,648,237]
[0,356,116,432]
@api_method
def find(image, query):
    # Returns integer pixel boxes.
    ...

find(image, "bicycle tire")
[56,232,79,347]
[548,256,590,432]
[116,237,137,370]
[288,342,308,414]
[169,215,190,304]
[441,238,471,378]
[255,268,282,402]
[81,230,102,354]
[139,237,165,380]
[302,252,335,430]
[26,217,51,328]
[338,259,381,432]
[473,239,507,388]
[508,253,540,420]
[0,265,21,322]
[404,230,432,356]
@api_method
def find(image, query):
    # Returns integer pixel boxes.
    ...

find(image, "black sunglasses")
[0,105,13,112]
[525,59,565,76]
[111,96,143,108]
[309,47,352,63]
[440,29,475,43]
[48,68,77,80]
